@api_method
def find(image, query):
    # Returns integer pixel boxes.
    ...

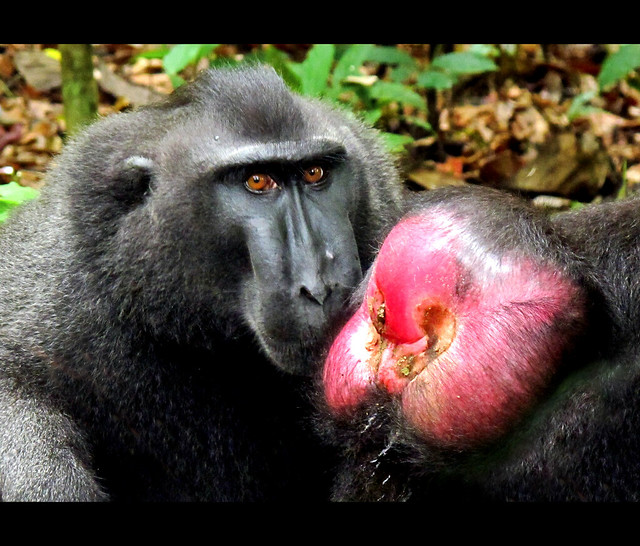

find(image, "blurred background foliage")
[1,43,640,220]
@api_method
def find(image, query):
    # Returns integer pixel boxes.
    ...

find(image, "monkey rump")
[323,209,586,449]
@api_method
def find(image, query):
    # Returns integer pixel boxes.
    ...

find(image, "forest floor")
[1,44,639,211]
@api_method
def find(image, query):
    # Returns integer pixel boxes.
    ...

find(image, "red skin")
[323,212,584,449]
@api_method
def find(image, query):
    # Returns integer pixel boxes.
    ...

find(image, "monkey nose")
[300,283,331,306]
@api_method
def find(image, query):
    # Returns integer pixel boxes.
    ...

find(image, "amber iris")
[302,166,324,184]
[246,173,277,192]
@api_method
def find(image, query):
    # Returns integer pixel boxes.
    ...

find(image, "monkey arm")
[0,376,107,501]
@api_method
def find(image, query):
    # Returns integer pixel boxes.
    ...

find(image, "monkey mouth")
[259,329,333,377]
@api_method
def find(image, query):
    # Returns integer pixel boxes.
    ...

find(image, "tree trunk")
[59,44,98,135]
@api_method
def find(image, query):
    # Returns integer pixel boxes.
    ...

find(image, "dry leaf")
[13,50,61,91]
[408,165,467,190]
[511,107,549,143]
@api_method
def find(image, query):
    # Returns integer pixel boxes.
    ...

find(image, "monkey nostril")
[300,285,330,306]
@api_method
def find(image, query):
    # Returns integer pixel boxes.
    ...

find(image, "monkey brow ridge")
[222,137,347,166]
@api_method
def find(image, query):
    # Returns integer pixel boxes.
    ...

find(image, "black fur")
[0,66,403,501]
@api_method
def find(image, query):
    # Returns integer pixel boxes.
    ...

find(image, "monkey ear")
[125,155,154,171]
[113,155,155,207]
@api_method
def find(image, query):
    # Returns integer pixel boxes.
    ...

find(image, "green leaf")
[135,46,171,60]
[163,44,219,75]
[380,132,414,153]
[369,81,425,110]
[43,48,61,61]
[361,107,383,125]
[431,51,498,75]
[0,203,13,223]
[598,44,640,89]
[0,182,39,223]
[290,44,335,97]
[364,45,416,68]
[404,114,433,133]
[249,46,302,91]
[389,64,415,83]
[168,73,186,89]
[332,44,374,86]
[416,69,456,90]
[0,181,39,203]
[468,44,500,58]
[567,90,604,121]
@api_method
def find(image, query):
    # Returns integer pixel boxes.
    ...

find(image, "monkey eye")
[302,165,326,185]
[245,173,278,193]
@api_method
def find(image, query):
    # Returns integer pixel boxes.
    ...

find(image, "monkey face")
[201,143,366,376]
[59,67,402,378]
[236,160,364,375]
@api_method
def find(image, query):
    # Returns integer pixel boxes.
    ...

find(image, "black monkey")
[319,185,640,502]
[0,66,403,501]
